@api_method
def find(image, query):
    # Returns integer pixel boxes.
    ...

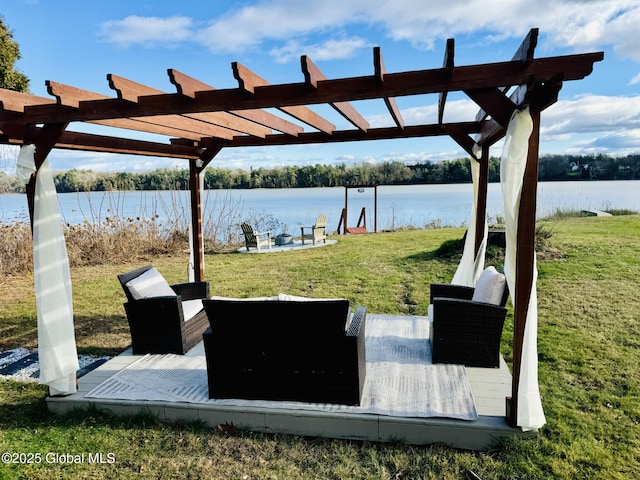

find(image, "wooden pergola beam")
[8,53,601,128]
[46,81,214,141]
[373,47,404,129]
[2,121,479,155]
[438,38,455,125]
[442,123,479,160]
[232,62,336,134]
[228,122,480,147]
[1,124,202,159]
[475,28,539,123]
[465,87,517,129]
[302,55,369,132]
[108,74,271,139]
[168,69,303,137]
[0,88,54,112]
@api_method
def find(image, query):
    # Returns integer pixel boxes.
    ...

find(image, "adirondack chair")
[241,222,272,251]
[300,214,327,245]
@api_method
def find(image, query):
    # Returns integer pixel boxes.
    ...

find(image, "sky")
[2,0,640,173]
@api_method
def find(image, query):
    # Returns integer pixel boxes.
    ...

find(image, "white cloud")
[196,0,369,53]
[541,94,640,153]
[194,0,640,58]
[270,37,369,63]
[98,1,640,66]
[542,94,640,135]
[101,15,193,47]
[629,73,640,86]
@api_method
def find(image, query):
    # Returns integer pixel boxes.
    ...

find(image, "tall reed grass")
[0,189,265,275]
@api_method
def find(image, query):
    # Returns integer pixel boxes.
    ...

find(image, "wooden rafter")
[232,62,336,134]
[373,47,404,129]
[443,124,479,160]
[301,56,369,132]
[0,88,54,112]
[438,38,455,125]
[168,69,303,137]
[229,122,479,147]
[1,123,201,159]
[5,53,600,130]
[108,74,271,139]
[475,28,539,124]
[46,81,214,141]
[465,87,517,129]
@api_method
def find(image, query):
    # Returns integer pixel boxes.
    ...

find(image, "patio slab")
[47,314,535,450]
[237,238,337,253]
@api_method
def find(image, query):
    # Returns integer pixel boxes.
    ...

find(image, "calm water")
[1,181,639,232]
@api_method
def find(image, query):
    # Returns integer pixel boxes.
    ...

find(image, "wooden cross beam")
[374,47,404,129]
[168,69,303,137]
[232,62,336,134]
[108,74,271,139]
[438,38,455,125]
[301,55,369,132]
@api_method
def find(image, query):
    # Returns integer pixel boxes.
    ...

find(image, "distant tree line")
[1,154,639,194]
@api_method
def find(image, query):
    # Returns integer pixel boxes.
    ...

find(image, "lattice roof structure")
[1,29,600,161]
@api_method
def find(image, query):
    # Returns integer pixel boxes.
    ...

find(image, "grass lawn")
[1,215,639,479]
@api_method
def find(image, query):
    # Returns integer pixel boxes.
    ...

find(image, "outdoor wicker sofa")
[202,294,367,405]
[429,266,509,368]
[117,266,210,355]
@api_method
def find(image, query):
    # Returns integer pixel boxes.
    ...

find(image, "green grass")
[1,215,639,479]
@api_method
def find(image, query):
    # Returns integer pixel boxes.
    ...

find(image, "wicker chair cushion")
[182,299,204,321]
[277,293,343,302]
[209,295,280,302]
[471,266,506,305]
[125,267,176,300]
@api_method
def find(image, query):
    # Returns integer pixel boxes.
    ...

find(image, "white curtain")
[17,145,79,396]
[452,157,488,287]
[500,107,546,431]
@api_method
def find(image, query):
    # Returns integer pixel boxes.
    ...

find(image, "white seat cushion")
[181,299,204,321]
[209,295,280,302]
[471,266,506,305]
[125,267,176,300]
[277,293,345,302]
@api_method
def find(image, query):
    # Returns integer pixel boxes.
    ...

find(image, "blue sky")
[2,0,640,173]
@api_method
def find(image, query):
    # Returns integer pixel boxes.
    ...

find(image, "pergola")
[1,28,602,427]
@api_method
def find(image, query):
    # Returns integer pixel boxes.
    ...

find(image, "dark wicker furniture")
[429,282,509,368]
[117,266,210,355]
[202,297,367,405]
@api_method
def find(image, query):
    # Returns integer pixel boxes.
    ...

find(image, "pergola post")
[188,161,205,282]
[474,144,489,254]
[507,106,541,426]
[189,141,224,282]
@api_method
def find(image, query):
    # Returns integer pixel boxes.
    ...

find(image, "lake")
[1,181,639,234]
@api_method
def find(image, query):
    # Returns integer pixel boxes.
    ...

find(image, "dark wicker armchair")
[117,266,210,355]
[202,297,367,405]
[429,269,509,368]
